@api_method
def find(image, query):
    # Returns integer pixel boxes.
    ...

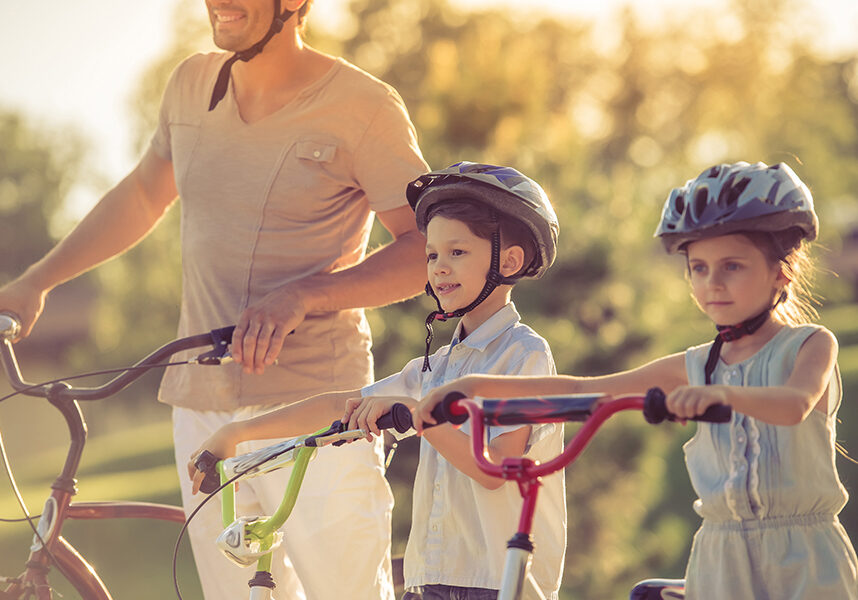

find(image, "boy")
[189,162,566,599]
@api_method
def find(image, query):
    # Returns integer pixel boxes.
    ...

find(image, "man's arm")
[232,204,427,373]
[0,148,177,337]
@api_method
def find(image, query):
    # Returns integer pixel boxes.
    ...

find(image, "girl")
[417,162,858,599]
[189,162,567,600]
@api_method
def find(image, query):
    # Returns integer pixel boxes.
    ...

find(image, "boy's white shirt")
[362,302,566,597]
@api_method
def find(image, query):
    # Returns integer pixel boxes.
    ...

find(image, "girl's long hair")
[744,229,819,325]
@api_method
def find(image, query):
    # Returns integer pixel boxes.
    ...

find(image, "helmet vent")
[674,194,686,215]
[717,175,749,209]
[693,187,709,220]
[765,180,781,205]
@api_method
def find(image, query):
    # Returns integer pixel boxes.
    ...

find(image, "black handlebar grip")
[430,392,469,426]
[194,450,222,494]
[644,387,732,424]
[373,393,471,435]
[375,403,414,434]
[643,387,668,424]
[695,403,732,423]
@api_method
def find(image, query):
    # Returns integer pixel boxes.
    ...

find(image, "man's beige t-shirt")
[150,53,428,410]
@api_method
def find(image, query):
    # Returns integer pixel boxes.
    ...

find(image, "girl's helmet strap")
[703,291,785,384]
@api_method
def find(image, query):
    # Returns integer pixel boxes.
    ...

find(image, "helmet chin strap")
[703,290,787,385]
[421,221,518,372]
[209,1,297,111]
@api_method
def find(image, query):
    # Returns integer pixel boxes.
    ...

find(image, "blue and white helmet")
[655,162,818,254]
[407,162,559,278]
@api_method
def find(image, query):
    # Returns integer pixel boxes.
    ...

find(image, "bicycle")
[190,399,413,599]
[0,312,236,599]
[193,388,724,600]
[405,388,731,600]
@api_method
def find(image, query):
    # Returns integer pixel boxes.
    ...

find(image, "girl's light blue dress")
[683,324,858,599]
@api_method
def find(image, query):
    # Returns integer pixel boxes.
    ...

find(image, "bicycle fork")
[215,445,317,599]
[498,460,546,600]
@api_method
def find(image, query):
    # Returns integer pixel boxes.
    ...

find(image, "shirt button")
[313,150,321,158]
[737,435,746,444]
[435,483,441,491]
[431,524,438,532]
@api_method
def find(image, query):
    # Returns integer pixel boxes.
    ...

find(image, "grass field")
[1,304,857,599]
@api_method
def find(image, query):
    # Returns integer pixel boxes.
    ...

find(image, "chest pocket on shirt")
[269,139,349,221]
[296,140,336,163]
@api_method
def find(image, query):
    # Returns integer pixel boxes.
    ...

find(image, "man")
[0,1,428,597]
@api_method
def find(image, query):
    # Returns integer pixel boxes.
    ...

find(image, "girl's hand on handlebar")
[667,385,730,423]
[414,377,479,435]
[187,423,241,494]
[343,395,416,439]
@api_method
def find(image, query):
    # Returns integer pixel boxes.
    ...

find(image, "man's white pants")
[173,406,396,600]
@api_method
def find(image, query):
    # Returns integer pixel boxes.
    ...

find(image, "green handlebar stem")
[216,423,332,541]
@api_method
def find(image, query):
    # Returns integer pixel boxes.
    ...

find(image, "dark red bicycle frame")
[452,394,645,538]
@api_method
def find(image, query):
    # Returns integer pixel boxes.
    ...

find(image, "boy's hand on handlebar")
[187,424,241,494]
[232,285,307,375]
[666,385,729,423]
[343,395,416,439]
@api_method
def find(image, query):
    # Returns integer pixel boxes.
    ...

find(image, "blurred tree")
[79,4,210,363]
[0,113,82,284]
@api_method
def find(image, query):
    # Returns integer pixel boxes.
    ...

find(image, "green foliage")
[0,113,83,284]
[78,2,209,365]
[334,2,858,597]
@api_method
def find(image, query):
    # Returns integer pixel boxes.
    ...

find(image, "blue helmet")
[655,162,818,254]
[407,162,559,278]
[408,162,560,372]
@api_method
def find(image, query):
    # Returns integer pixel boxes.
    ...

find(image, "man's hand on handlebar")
[0,277,49,340]
[231,285,307,375]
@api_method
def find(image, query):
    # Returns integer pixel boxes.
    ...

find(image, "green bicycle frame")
[217,425,330,573]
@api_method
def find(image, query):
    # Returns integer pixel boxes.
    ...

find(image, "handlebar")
[193,386,731,493]
[0,312,241,510]
[410,387,731,429]
[0,313,235,401]
[194,404,416,495]
[0,312,21,340]
[411,387,730,481]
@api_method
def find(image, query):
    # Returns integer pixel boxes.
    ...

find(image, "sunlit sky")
[1,0,857,216]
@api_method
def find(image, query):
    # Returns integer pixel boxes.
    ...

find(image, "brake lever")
[194,326,235,365]
[194,325,291,366]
